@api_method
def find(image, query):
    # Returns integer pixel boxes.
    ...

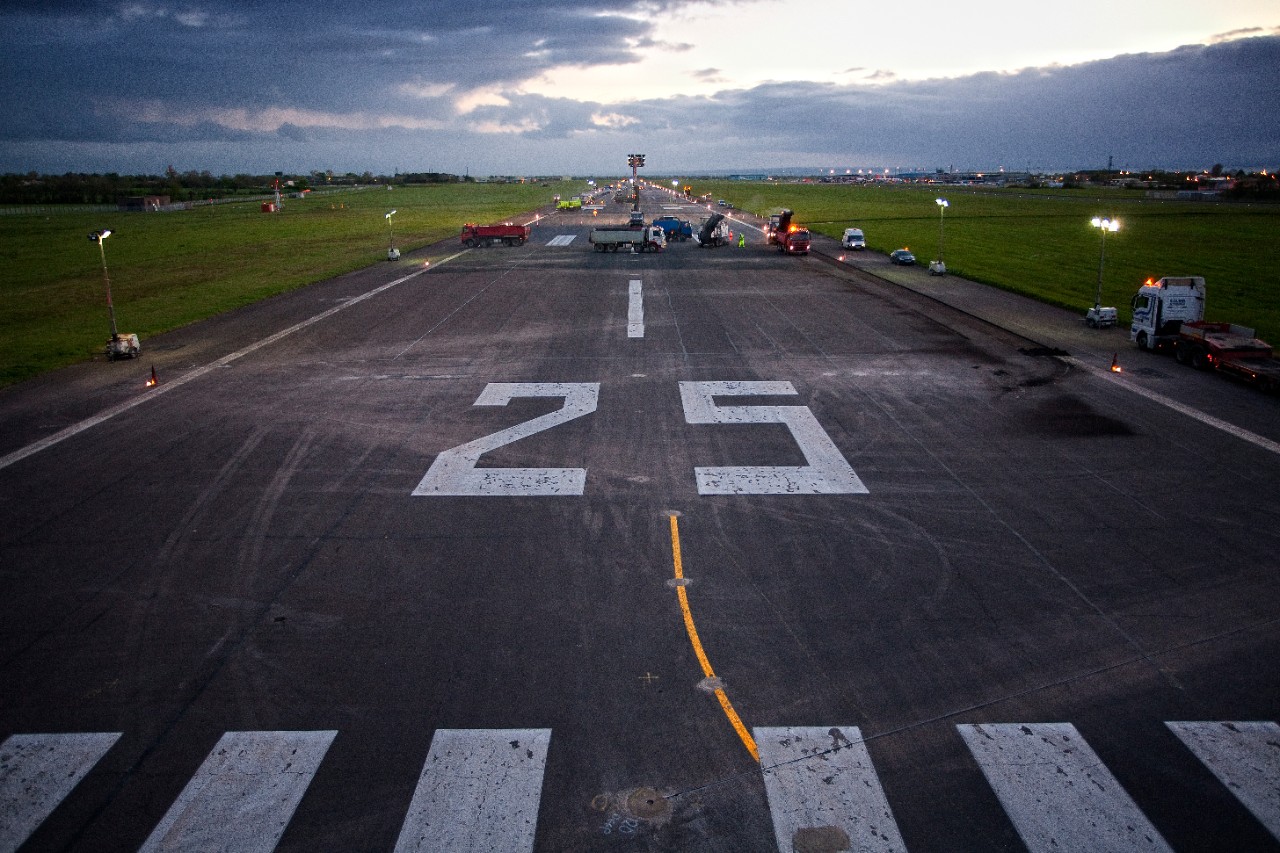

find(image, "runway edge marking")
[0,255,464,473]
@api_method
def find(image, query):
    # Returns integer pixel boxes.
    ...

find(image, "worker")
[737,232,746,248]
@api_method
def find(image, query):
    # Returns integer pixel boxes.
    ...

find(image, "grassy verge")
[0,181,584,387]
[691,181,1280,345]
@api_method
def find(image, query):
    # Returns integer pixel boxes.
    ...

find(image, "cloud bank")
[1,1,1276,174]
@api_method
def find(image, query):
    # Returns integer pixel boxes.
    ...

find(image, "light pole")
[385,210,399,260]
[1086,216,1120,327]
[88,228,139,359]
[930,198,948,275]
[88,229,118,340]
[627,153,644,210]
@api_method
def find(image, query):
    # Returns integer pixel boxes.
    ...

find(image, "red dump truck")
[460,222,531,247]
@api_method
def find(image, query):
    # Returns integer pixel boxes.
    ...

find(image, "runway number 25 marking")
[411,381,867,496]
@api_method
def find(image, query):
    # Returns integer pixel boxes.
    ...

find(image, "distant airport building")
[117,195,170,212]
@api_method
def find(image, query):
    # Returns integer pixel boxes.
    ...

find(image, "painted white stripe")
[627,279,644,338]
[547,234,576,246]
[139,730,335,853]
[755,726,905,853]
[393,728,550,853]
[959,723,1172,852]
[0,732,121,852]
[1167,721,1280,839]
[1066,356,1280,457]
[0,252,477,473]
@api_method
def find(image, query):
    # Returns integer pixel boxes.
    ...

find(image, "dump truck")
[460,222,531,247]
[1130,276,1280,392]
[652,216,694,241]
[589,224,666,253]
[776,225,811,255]
[766,209,794,245]
[696,213,731,248]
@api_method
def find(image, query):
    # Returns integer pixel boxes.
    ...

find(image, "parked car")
[889,248,916,265]
[841,228,866,250]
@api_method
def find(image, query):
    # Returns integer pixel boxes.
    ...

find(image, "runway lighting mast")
[385,210,399,261]
[88,229,140,359]
[1085,216,1120,328]
[627,153,644,210]
[930,198,948,275]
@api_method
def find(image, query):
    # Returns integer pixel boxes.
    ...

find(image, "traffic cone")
[146,365,158,387]
[1110,353,1122,373]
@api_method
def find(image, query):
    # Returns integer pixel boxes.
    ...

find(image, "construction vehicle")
[460,222,531,247]
[696,213,731,248]
[589,224,666,253]
[556,197,582,210]
[1130,276,1280,392]
[776,224,811,255]
[766,210,794,245]
[652,216,693,241]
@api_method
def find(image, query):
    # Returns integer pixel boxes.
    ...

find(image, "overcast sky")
[2,0,1277,176]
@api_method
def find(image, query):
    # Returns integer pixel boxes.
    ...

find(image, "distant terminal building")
[117,195,170,212]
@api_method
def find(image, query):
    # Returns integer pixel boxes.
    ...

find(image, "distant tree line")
[0,168,466,205]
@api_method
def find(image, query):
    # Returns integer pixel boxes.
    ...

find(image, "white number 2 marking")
[412,383,599,496]
[679,381,868,495]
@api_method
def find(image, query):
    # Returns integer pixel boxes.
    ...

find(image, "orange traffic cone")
[146,365,158,387]
[1110,353,1122,373]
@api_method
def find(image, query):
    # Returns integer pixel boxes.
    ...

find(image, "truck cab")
[1130,276,1206,350]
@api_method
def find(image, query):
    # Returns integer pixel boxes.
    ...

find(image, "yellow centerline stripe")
[668,514,760,762]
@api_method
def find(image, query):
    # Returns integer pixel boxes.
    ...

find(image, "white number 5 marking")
[412,383,599,496]
[679,380,868,495]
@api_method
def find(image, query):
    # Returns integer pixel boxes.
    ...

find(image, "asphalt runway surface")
[2,191,1278,852]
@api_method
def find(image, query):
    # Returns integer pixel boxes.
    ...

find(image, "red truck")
[776,224,811,255]
[460,222,531,247]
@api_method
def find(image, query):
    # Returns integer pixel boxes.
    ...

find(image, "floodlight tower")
[930,198,948,275]
[1085,216,1120,327]
[385,210,400,260]
[627,153,644,210]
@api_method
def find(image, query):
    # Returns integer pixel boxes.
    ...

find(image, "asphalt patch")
[1019,394,1135,438]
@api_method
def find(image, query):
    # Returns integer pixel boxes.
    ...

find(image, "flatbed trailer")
[1174,321,1280,392]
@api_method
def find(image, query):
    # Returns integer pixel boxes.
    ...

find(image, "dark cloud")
[0,2,1276,175]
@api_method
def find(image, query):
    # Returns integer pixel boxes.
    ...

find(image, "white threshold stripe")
[628,279,644,338]
[393,728,550,853]
[139,730,336,853]
[959,722,1172,853]
[755,726,905,853]
[0,732,121,852]
[1166,721,1280,839]
[0,256,468,474]
[1066,356,1280,457]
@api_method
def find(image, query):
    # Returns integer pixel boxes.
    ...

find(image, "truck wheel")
[516,238,525,246]
[1191,348,1210,370]
[1136,332,1149,351]
[466,238,478,248]
[1174,343,1191,365]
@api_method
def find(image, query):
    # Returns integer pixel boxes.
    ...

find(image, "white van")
[841,228,866,250]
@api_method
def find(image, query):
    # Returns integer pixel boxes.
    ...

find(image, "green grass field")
[0,181,584,387]
[1,178,1276,388]
[695,180,1280,345]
